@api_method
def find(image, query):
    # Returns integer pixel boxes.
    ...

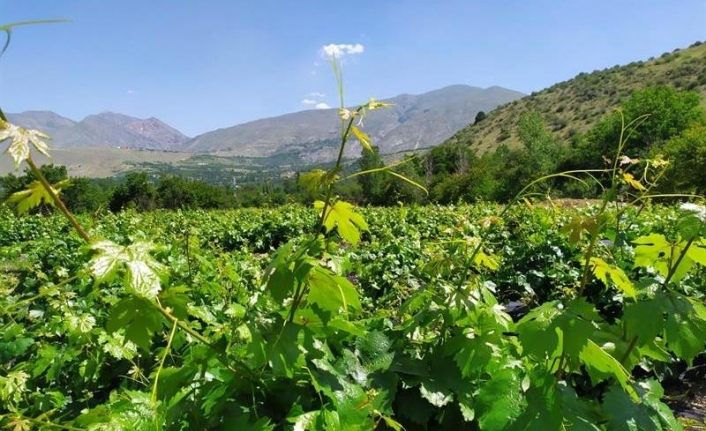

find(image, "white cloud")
[302,92,329,109]
[321,43,365,59]
[127,89,137,95]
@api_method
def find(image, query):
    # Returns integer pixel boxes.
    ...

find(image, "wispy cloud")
[301,92,330,109]
[321,43,365,59]
[127,89,137,95]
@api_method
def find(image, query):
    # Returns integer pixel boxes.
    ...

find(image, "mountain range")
[2,84,523,176]
[183,85,523,162]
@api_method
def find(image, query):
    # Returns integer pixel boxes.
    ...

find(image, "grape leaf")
[106,297,164,351]
[623,299,664,344]
[663,294,706,363]
[475,368,524,431]
[633,234,693,282]
[602,383,681,431]
[314,200,368,245]
[590,257,636,298]
[90,240,166,298]
[307,265,360,316]
[580,340,637,401]
[350,125,372,152]
[267,323,305,378]
[7,179,70,214]
[622,172,646,191]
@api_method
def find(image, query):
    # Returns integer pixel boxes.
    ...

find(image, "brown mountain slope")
[443,42,706,153]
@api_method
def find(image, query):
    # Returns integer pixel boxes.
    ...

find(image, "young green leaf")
[315,200,368,245]
[622,172,646,191]
[299,169,333,193]
[580,340,637,401]
[106,297,165,351]
[307,265,361,316]
[90,240,166,298]
[350,125,372,152]
[589,257,636,298]
[633,233,693,281]
[7,179,70,214]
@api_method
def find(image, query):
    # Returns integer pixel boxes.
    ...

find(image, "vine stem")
[286,107,361,322]
[154,301,211,347]
[316,108,362,229]
[620,335,638,365]
[25,156,91,242]
[152,319,178,405]
[662,236,696,287]
[577,114,636,294]
[154,301,257,378]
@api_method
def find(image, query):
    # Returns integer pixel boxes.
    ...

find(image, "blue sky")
[1,1,705,136]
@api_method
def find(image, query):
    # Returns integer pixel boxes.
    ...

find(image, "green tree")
[516,111,561,175]
[474,110,487,124]
[657,124,706,193]
[492,112,561,200]
[380,155,425,204]
[357,145,385,205]
[575,86,706,167]
[109,172,157,212]
[62,177,111,213]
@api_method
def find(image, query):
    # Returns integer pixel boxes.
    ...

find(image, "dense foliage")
[425,86,706,203]
[1,200,706,430]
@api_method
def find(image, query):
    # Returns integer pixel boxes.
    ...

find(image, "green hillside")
[445,41,706,152]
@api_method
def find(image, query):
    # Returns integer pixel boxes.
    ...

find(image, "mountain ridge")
[183,84,524,162]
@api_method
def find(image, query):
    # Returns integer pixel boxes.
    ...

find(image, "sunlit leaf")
[0,120,51,167]
[350,126,372,152]
[580,340,637,401]
[307,265,360,316]
[299,169,326,191]
[7,179,69,214]
[633,233,691,281]
[90,240,165,298]
[589,257,636,298]
[365,97,393,110]
[314,200,368,245]
[622,172,646,191]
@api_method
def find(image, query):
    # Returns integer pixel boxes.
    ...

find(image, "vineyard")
[1,198,706,430]
[2,18,706,431]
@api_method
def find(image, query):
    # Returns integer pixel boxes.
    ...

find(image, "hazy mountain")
[8,111,189,150]
[184,85,524,163]
[442,41,706,153]
[7,111,77,135]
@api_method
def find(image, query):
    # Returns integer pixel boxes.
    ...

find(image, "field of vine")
[1,198,706,430]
